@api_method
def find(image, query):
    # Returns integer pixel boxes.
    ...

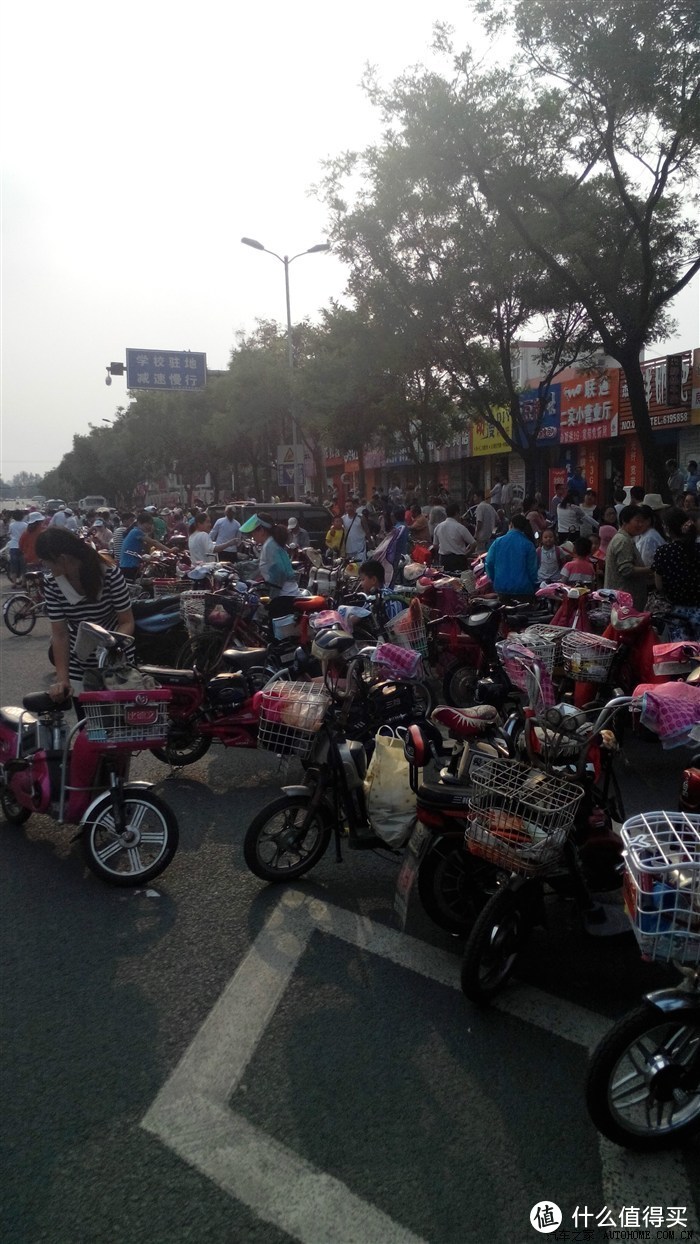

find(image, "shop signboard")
[624,436,644,489]
[691,347,700,426]
[470,409,512,457]
[618,350,692,434]
[559,369,619,444]
[517,384,560,446]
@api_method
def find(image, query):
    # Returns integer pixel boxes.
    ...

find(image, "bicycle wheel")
[460,885,527,1002]
[150,723,212,767]
[585,1003,700,1150]
[3,595,36,635]
[82,787,179,886]
[243,793,331,882]
[417,839,500,937]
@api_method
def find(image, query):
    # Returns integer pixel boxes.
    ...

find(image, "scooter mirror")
[74,621,113,661]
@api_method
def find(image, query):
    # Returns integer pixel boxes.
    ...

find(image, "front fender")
[281,784,335,822]
[644,987,700,1017]
[79,780,154,827]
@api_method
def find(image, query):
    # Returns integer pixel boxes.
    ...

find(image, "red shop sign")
[559,369,620,444]
[618,351,692,434]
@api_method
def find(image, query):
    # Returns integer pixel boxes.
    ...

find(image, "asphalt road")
[1,603,698,1244]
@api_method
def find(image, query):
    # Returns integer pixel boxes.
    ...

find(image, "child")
[325,514,344,555]
[560,536,597,588]
[536,528,569,583]
[358,559,405,619]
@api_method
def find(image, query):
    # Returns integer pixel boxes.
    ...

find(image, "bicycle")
[3,570,48,635]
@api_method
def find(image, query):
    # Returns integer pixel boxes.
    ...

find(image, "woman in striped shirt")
[35,528,134,699]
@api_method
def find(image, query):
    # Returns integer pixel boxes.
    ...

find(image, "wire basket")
[79,690,172,749]
[180,590,208,636]
[620,811,700,965]
[516,624,571,676]
[465,755,584,875]
[385,603,428,657]
[152,578,188,597]
[256,675,331,759]
[561,630,617,682]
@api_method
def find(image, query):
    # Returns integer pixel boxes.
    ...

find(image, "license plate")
[394,821,433,927]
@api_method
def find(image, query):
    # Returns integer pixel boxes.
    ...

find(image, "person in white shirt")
[489,478,503,508]
[473,490,499,552]
[188,512,216,564]
[341,499,371,561]
[635,503,666,567]
[7,511,28,582]
[210,506,241,564]
[433,502,476,572]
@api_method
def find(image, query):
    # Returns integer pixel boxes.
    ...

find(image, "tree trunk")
[613,347,669,498]
[357,445,366,500]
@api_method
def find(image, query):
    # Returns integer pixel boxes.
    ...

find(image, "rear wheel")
[82,788,179,885]
[443,662,478,708]
[460,886,526,1002]
[417,839,500,936]
[585,1003,700,1150]
[0,788,32,825]
[150,726,211,766]
[243,793,331,882]
[3,595,36,635]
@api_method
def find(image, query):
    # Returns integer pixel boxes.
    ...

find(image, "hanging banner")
[559,369,619,444]
[624,436,644,489]
[517,384,560,446]
[618,350,692,434]
[470,409,512,457]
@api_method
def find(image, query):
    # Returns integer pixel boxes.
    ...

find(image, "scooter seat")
[292,596,327,613]
[1,705,39,730]
[431,704,500,738]
[221,647,267,671]
[417,781,473,809]
[132,596,182,620]
[138,665,199,685]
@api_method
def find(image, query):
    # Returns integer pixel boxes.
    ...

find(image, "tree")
[321,104,595,494]
[441,2,700,490]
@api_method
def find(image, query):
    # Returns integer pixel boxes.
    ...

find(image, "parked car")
[78,495,109,511]
[45,499,67,515]
[206,501,333,549]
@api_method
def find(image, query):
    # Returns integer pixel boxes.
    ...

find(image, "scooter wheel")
[443,662,478,707]
[243,793,331,882]
[82,788,179,886]
[417,840,500,937]
[460,886,526,1003]
[150,730,211,767]
[0,789,32,825]
[585,1002,700,1150]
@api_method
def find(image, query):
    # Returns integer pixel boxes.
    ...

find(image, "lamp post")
[241,236,330,500]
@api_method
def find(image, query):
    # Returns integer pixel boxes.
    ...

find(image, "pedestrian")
[432,501,476,573]
[407,503,430,545]
[485,514,538,599]
[549,481,565,519]
[340,498,371,563]
[604,506,652,610]
[18,511,47,571]
[634,499,666,568]
[7,510,28,583]
[34,527,134,699]
[287,517,310,549]
[210,505,242,563]
[119,512,165,581]
[536,528,569,584]
[666,459,687,503]
[473,489,499,552]
[556,492,585,544]
[652,508,700,639]
[559,536,597,588]
[188,512,216,564]
[685,461,699,497]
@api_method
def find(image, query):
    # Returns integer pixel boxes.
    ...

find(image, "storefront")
[618,350,693,489]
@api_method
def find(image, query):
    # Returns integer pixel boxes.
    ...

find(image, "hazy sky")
[2,0,698,481]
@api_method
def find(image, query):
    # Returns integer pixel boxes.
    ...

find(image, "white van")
[79,495,109,511]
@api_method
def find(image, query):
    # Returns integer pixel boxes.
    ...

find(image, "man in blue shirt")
[485,514,538,598]
[119,513,159,581]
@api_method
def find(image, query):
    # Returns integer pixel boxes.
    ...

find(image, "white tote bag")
[364,733,416,847]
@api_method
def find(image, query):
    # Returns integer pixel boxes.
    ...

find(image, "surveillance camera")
[105,373,112,386]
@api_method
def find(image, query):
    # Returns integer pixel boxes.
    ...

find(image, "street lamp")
[241,236,330,500]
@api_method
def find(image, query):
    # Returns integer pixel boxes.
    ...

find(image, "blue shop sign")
[126,349,207,391]
[517,383,560,446]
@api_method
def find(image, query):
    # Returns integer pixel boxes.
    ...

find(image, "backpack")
[536,544,565,568]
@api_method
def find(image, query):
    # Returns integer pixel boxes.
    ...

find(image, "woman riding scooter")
[240,512,300,620]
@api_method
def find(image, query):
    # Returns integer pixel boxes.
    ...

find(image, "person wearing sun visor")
[240,513,300,617]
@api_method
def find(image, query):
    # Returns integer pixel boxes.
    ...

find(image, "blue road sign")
[126,349,207,391]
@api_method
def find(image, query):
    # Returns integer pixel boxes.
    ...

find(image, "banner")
[559,369,619,444]
[470,409,512,457]
[517,384,560,446]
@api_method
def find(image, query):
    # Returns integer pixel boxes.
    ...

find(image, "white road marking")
[142,889,698,1241]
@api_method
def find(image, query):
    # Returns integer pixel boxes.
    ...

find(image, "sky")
[2,0,698,483]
